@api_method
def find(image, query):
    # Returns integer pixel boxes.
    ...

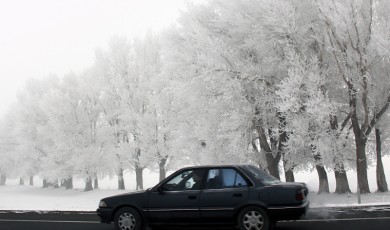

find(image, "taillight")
[295,189,306,201]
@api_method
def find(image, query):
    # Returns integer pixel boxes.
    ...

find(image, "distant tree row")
[0,0,389,193]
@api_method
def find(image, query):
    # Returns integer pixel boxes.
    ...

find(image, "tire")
[238,206,270,230]
[114,207,143,230]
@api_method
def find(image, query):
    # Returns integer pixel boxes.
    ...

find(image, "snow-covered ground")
[0,184,389,211]
[0,158,389,211]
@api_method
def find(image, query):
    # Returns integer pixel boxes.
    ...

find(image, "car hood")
[107,190,146,198]
[101,189,150,209]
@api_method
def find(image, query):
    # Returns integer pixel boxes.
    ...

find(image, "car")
[97,164,309,230]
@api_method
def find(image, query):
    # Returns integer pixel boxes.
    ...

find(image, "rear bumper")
[96,208,113,223]
[268,200,309,220]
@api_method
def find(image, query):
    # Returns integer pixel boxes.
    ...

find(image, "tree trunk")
[277,114,288,180]
[158,155,168,182]
[350,93,370,193]
[314,154,329,194]
[94,178,99,189]
[29,176,34,186]
[135,166,144,190]
[330,115,351,194]
[355,137,370,193]
[43,179,49,188]
[118,168,125,190]
[265,153,280,180]
[19,177,24,185]
[62,177,73,189]
[283,154,295,182]
[375,128,388,192]
[257,126,281,179]
[53,179,59,188]
[0,174,6,185]
[84,177,93,191]
[316,164,329,194]
[334,164,351,194]
[284,169,295,182]
[92,173,99,189]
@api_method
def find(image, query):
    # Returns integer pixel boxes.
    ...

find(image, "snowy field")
[0,158,389,211]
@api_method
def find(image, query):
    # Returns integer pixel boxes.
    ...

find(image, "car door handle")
[188,195,197,200]
[233,193,243,197]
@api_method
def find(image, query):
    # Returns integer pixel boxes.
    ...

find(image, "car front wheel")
[114,207,142,230]
[238,206,270,230]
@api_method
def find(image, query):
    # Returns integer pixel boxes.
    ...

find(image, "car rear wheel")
[238,206,270,230]
[114,207,142,230]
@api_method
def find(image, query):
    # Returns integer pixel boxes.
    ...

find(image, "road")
[0,206,389,230]
[2,218,390,230]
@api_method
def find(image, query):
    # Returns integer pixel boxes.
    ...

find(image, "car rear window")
[206,168,248,189]
[242,165,280,185]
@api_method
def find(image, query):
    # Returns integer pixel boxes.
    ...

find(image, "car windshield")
[242,165,280,185]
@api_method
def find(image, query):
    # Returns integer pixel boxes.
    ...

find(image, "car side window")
[205,168,248,189]
[162,169,203,191]
[234,172,248,187]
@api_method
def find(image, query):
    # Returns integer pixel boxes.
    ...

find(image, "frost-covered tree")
[94,33,163,190]
[256,0,355,193]
[255,0,319,181]
[374,125,388,192]
[162,0,256,167]
[135,32,181,181]
[77,70,107,190]
[126,32,168,189]
[12,77,59,186]
[38,76,77,189]
[276,49,347,193]
[4,0,389,194]
[39,74,104,191]
[163,0,327,182]
[93,41,131,190]
[0,109,19,185]
[370,53,390,192]
[316,0,390,193]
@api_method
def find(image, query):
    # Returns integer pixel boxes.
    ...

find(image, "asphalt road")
[0,206,389,230]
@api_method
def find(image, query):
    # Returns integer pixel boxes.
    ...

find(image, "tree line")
[0,0,389,193]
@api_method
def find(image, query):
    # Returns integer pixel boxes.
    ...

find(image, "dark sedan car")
[97,164,309,230]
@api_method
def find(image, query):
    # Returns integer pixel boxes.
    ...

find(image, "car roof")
[180,164,252,170]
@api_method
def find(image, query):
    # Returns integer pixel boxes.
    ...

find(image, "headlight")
[99,200,107,208]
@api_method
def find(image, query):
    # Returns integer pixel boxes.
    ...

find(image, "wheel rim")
[242,210,264,230]
[118,212,136,230]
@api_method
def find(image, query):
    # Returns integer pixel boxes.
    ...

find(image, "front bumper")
[96,208,113,223]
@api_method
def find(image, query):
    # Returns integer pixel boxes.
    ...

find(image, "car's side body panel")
[199,187,249,223]
[147,189,200,223]
[97,164,310,228]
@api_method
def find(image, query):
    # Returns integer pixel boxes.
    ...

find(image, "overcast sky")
[0,0,188,117]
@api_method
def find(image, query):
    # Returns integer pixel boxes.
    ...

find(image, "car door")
[199,168,250,223]
[147,169,205,224]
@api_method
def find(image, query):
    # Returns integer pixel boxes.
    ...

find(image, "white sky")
[0,0,188,116]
